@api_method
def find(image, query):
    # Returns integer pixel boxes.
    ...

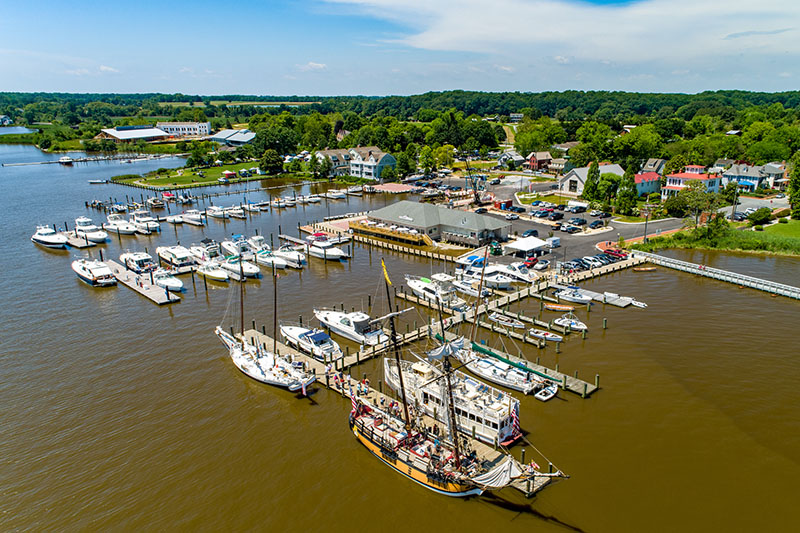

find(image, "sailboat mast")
[239,242,245,338]
[469,247,490,343]
[272,262,278,353]
[436,298,462,469]
[383,271,412,430]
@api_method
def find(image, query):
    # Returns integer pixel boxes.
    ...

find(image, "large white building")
[156,121,211,137]
[316,146,396,180]
[661,165,721,200]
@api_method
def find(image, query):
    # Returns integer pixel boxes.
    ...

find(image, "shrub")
[779,218,789,224]
[754,225,764,231]
[748,207,772,226]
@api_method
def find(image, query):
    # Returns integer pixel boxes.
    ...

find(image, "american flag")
[350,384,358,414]
[301,380,307,397]
[511,402,520,434]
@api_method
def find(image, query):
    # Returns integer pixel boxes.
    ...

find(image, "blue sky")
[1,0,797,95]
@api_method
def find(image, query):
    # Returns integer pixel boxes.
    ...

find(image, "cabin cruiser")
[31,225,68,249]
[165,214,183,224]
[325,190,346,199]
[272,244,306,268]
[71,259,116,286]
[452,278,490,298]
[305,235,346,261]
[224,206,246,219]
[221,235,256,260]
[554,287,593,305]
[405,273,466,310]
[145,197,165,209]
[254,249,288,269]
[130,210,161,233]
[271,198,288,208]
[189,238,222,262]
[456,261,515,290]
[152,268,183,292]
[196,262,229,282]
[280,325,343,362]
[103,213,137,235]
[553,312,587,331]
[205,205,228,219]
[156,245,197,269]
[182,209,204,226]
[314,308,389,345]
[218,255,260,277]
[74,217,108,243]
[498,262,537,283]
[120,251,157,274]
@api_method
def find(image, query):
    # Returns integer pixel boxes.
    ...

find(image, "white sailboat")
[31,225,68,249]
[313,308,389,345]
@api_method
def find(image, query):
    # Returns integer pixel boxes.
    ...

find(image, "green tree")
[748,207,772,226]
[307,155,320,178]
[664,154,687,176]
[720,181,738,204]
[583,161,600,201]
[434,144,456,168]
[320,156,333,180]
[380,165,397,182]
[395,152,414,177]
[597,173,621,203]
[616,168,638,215]
[419,146,435,175]
[789,152,800,219]
[664,194,688,217]
[647,192,661,204]
[680,180,709,225]
[259,149,283,175]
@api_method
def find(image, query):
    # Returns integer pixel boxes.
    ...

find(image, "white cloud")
[297,61,328,72]
[494,64,514,73]
[99,65,119,73]
[65,68,90,76]
[779,72,792,78]
[554,56,570,65]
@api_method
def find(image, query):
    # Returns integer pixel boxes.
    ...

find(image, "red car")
[603,249,627,258]
[523,257,538,268]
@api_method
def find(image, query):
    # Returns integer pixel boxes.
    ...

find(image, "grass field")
[764,219,800,237]
[115,161,262,187]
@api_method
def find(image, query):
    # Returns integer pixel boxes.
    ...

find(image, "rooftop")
[369,200,510,232]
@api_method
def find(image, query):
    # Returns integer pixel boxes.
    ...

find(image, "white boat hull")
[76,229,108,243]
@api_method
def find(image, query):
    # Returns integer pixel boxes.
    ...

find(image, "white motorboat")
[553,312,587,332]
[243,203,261,213]
[631,300,648,309]
[306,194,322,203]
[110,203,127,213]
[384,357,521,446]
[152,268,183,292]
[527,328,563,343]
[254,249,288,269]
[218,256,260,277]
[554,287,593,305]
[534,383,559,402]
[314,308,389,346]
[145,197,165,209]
[246,235,269,251]
[499,262,538,283]
[215,326,315,392]
[224,206,246,219]
[156,245,197,269]
[457,261,515,290]
[325,190,346,199]
[273,244,306,268]
[196,262,229,281]
[221,235,256,260]
[271,198,288,208]
[74,217,108,243]
[282,197,297,207]
[182,209,205,226]
[120,251,157,274]
[189,238,222,262]
[71,259,116,286]
[31,225,68,249]
[488,312,525,329]
[130,210,161,233]
[405,273,466,310]
[165,214,183,224]
[280,325,343,362]
[449,338,535,394]
[206,205,229,219]
[102,213,137,235]
[305,236,346,261]
[452,278,490,298]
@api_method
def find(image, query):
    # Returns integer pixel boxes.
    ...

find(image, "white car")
[583,256,604,268]
[505,213,519,220]
[533,259,550,271]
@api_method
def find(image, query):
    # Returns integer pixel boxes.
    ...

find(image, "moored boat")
[152,268,183,292]
[553,312,587,331]
[182,209,205,226]
[280,325,343,362]
[488,312,525,329]
[156,245,197,269]
[205,205,228,219]
[31,225,68,249]
[527,328,563,342]
[543,302,574,312]
[554,287,592,305]
[196,261,229,281]
[102,213,137,235]
[74,217,108,243]
[119,251,157,274]
[272,244,306,268]
[314,308,389,346]
[405,273,466,310]
[71,259,116,286]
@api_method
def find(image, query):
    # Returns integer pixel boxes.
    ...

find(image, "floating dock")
[60,232,97,249]
[105,260,180,305]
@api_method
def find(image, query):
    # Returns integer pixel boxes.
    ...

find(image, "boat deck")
[105,260,180,305]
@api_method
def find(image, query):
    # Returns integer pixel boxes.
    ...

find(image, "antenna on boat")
[381,258,412,431]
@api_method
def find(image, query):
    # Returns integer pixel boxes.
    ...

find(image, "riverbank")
[630,222,800,256]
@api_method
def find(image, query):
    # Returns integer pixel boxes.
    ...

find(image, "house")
[634,172,661,197]
[525,151,553,171]
[96,125,170,143]
[549,158,574,175]
[335,129,351,142]
[0,115,12,126]
[509,113,524,123]
[557,163,625,195]
[552,141,579,153]
[208,129,256,146]
[641,158,666,175]
[763,162,788,190]
[315,146,396,180]
[367,200,510,246]
[661,165,721,200]
[722,164,768,192]
[497,150,525,169]
[156,121,211,137]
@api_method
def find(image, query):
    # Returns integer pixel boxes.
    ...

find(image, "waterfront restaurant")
[366,200,511,247]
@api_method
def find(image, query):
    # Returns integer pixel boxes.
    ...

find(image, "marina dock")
[61,232,97,249]
[105,260,180,305]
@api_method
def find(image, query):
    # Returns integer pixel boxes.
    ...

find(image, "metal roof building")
[97,126,170,142]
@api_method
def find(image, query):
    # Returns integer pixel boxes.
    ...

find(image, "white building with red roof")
[661,165,721,201]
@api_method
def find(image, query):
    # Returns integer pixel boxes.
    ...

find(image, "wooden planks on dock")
[105,260,180,305]
[61,232,97,249]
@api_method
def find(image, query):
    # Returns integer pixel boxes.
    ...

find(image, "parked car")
[523,257,538,268]
[555,204,566,211]
[548,212,563,221]
[505,213,519,220]
[731,211,746,221]
[533,259,550,270]
[589,209,602,217]
[603,249,627,258]
[511,206,526,213]
[489,178,501,185]
[564,225,581,234]
[583,256,604,268]
[589,220,604,229]
[534,210,549,218]
[573,218,587,226]
[530,200,542,206]
[475,207,488,214]
[776,193,786,198]
[597,212,612,219]
[522,229,539,238]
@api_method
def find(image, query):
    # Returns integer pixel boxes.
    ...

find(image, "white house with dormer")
[315,146,396,180]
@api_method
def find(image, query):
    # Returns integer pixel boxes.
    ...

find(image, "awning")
[504,236,547,253]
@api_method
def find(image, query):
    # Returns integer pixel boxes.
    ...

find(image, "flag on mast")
[381,258,392,286]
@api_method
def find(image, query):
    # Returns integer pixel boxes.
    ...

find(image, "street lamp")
[641,205,652,243]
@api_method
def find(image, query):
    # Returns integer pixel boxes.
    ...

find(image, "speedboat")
[120,251,157,274]
[221,235,256,260]
[254,249,288,269]
[405,273,466,310]
[165,214,183,224]
[182,209,205,226]
[554,287,593,305]
[306,236,346,261]
[553,312,587,332]
[534,382,559,402]
[499,262,538,283]
[196,261,229,282]
[314,308,389,346]
[206,206,228,219]
[488,312,525,329]
[527,328,563,343]
[156,245,197,269]
[306,195,322,203]
[325,190,346,199]
[452,278,490,298]
[74,217,108,243]
[243,203,261,213]
[224,206,246,219]
[103,213,137,235]
[130,210,161,233]
[280,325,343,362]
[215,326,316,392]
[218,255,260,277]
[31,225,68,249]
[631,300,648,308]
[152,268,183,292]
[457,261,515,290]
[282,197,297,207]
[273,244,306,268]
[145,197,165,209]
[246,235,269,252]
[189,238,222,262]
[71,259,116,286]
[271,198,288,208]
[450,338,535,394]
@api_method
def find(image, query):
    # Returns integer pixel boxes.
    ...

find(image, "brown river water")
[1,144,799,531]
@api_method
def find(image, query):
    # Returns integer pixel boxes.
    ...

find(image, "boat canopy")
[305,331,331,344]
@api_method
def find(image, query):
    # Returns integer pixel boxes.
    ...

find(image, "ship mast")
[468,246,490,343]
[436,299,462,469]
[239,241,245,338]
[382,260,412,430]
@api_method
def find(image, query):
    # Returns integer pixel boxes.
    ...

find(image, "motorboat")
[120,251,157,274]
[130,210,161,233]
[384,357,521,446]
[534,382,559,402]
[177,194,195,204]
[182,209,205,226]
[74,217,108,243]
[224,206,246,219]
[405,273,466,310]
[280,325,343,362]
[527,328,563,343]
[31,225,68,249]
[631,300,648,309]
[306,194,322,203]
[314,308,389,346]
[145,197,166,209]
[273,244,306,268]
[254,249,288,269]
[196,262,229,282]
[152,268,183,292]
[449,338,536,395]
[554,287,593,305]
[457,261,515,290]
[271,198,288,208]
[243,203,261,213]
[488,312,525,329]
[205,205,229,219]
[282,197,297,207]
[71,259,116,286]
[543,303,574,312]
[165,214,183,224]
[306,236,347,261]
[221,235,256,260]
[110,203,127,213]
[325,190,346,199]
[189,238,222,262]
[218,255,260,277]
[452,278,490,298]
[215,326,315,392]
[156,245,197,269]
[499,262,537,283]
[102,213,137,235]
[553,312,587,332]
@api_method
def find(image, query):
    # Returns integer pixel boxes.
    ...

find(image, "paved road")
[718,196,789,216]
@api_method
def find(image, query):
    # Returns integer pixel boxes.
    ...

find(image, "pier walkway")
[105,260,180,305]
[632,251,800,300]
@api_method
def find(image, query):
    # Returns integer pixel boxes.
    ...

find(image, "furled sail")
[470,457,524,489]
[427,336,465,360]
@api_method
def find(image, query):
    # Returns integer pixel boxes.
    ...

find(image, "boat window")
[340,319,351,327]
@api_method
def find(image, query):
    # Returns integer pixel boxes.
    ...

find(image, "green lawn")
[113,161,313,189]
[764,219,800,237]
[518,193,573,205]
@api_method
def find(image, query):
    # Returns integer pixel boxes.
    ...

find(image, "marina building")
[315,146,396,181]
[208,129,256,146]
[157,121,211,137]
[366,200,510,246]
[96,125,170,143]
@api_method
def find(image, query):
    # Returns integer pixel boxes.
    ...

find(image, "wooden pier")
[61,232,97,249]
[105,260,180,305]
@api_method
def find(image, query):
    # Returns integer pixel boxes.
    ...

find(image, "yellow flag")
[381,258,392,286]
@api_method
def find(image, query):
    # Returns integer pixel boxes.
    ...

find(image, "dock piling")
[603,318,608,329]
